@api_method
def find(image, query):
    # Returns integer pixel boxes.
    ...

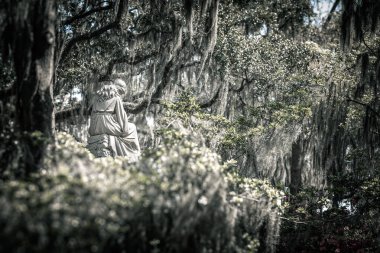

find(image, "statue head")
[114,78,127,95]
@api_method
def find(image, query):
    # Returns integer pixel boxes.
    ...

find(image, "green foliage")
[0,132,282,253]
[279,171,380,252]
[162,90,202,121]
[0,54,16,173]
[159,91,310,158]
[224,162,284,253]
[0,54,14,87]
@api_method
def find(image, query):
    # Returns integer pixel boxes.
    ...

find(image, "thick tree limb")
[63,3,115,26]
[101,51,158,80]
[59,0,128,64]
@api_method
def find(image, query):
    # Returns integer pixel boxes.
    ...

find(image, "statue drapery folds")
[87,79,141,161]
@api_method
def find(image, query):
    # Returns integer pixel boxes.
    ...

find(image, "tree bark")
[290,137,303,194]
[6,0,56,174]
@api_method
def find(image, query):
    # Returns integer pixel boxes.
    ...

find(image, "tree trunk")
[290,137,303,194]
[8,0,56,174]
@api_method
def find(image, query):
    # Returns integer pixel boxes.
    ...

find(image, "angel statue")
[87,78,141,161]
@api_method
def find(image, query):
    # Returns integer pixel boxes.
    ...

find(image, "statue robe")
[89,95,141,160]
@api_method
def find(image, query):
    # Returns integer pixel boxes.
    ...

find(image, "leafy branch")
[58,0,128,64]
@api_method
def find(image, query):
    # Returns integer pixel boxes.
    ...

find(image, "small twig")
[240,196,260,202]
[280,216,308,224]
[347,97,380,119]
[362,35,377,56]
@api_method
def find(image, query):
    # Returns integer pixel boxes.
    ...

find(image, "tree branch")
[56,59,174,118]
[123,59,175,114]
[180,60,200,69]
[199,85,222,108]
[323,0,340,29]
[100,50,158,80]
[55,104,90,122]
[63,3,115,26]
[59,0,128,64]
[347,98,380,118]
[362,35,377,55]
[55,97,161,120]
[55,56,197,118]
[124,98,162,114]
